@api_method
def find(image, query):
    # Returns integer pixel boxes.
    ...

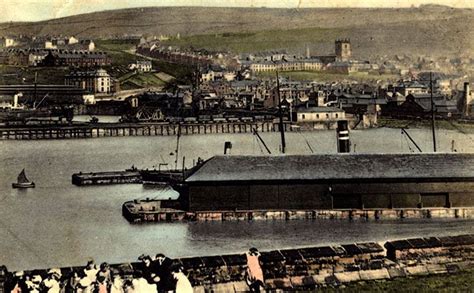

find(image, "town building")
[295,106,345,123]
[2,37,18,47]
[65,69,112,94]
[129,60,153,72]
[42,50,111,67]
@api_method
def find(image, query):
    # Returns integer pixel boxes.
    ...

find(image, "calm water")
[1,127,473,271]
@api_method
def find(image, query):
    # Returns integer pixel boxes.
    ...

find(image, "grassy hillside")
[0,6,472,58]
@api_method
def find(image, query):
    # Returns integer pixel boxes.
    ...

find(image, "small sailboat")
[12,169,35,188]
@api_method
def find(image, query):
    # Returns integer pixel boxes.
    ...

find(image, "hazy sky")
[3,0,473,22]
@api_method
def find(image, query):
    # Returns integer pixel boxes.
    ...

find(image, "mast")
[276,71,286,154]
[33,72,38,107]
[430,72,437,152]
[174,123,181,170]
[174,90,182,170]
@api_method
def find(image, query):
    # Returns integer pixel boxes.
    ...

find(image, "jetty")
[72,170,142,186]
[0,121,290,140]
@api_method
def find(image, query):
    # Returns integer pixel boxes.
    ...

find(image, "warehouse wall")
[187,181,474,211]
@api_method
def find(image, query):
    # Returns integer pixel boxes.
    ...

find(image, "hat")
[138,254,151,261]
[31,275,42,283]
[249,247,259,256]
[14,271,24,277]
[48,268,62,278]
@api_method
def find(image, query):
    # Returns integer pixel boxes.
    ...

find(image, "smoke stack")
[224,141,232,155]
[464,82,471,117]
[337,120,350,153]
[13,93,22,108]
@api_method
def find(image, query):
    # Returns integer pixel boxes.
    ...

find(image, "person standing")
[43,269,61,293]
[245,248,265,292]
[153,254,175,293]
[110,273,124,293]
[171,267,192,293]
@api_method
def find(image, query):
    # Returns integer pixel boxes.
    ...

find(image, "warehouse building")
[183,154,474,211]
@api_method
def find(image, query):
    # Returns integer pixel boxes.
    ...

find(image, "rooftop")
[185,154,474,183]
[296,107,343,113]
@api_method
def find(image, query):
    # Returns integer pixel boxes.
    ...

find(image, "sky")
[3,0,473,22]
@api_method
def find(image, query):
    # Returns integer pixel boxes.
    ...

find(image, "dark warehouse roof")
[185,153,474,183]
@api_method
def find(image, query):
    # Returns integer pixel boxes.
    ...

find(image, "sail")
[17,169,29,184]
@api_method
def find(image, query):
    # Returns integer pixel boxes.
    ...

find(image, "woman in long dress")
[172,268,193,293]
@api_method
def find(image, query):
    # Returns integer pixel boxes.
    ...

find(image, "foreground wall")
[1,234,473,292]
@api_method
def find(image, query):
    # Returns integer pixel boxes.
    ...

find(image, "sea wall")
[123,207,474,223]
[1,234,473,292]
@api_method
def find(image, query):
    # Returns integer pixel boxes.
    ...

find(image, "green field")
[120,72,167,90]
[162,27,346,54]
[96,39,194,85]
[95,39,139,67]
[323,270,474,292]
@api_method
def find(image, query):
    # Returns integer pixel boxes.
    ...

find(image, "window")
[335,114,339,118]
[316,114,319,119]
[326,114,329,118]
[302,114,305,120]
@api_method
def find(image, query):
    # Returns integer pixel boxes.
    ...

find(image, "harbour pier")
[0,121,291,140]
[0,119,354,140]
[71,170,142,186]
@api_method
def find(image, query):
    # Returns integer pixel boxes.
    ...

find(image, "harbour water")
[1,127,474,271]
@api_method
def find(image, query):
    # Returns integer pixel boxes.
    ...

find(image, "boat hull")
[12,182,35,189]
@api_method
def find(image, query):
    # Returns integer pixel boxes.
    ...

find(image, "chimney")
[224,141,232,154]
[337,120,350,153]
[464,82,472,117]
[13,93,21,108]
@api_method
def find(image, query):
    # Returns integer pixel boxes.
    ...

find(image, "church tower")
[335,39,352,61]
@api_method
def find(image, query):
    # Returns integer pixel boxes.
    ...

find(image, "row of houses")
[0,49,111,67]
[1,36,95,51]
[137,43,215,68]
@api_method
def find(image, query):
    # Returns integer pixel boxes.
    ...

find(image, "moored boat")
[12,169,35,188]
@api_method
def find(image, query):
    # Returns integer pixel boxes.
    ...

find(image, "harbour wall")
[122,206,474,223]
[1,234,473,292]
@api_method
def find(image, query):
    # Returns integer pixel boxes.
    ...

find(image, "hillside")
[0,6,472,57]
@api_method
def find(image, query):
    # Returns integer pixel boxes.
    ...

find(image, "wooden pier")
[72,171,142,186]
[0,121,296,140]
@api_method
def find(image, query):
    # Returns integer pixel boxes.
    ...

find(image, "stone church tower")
[335,39,352,61]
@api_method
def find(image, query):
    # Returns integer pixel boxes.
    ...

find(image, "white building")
[4,37,17,47]
[129,60,152,72]
[296,107,345,123]
[65,69,112,94]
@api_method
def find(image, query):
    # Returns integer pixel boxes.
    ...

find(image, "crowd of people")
[7,253,192,293]
[6,248,264,293]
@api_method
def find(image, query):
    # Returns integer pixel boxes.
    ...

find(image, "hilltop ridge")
[0,6,472,57]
